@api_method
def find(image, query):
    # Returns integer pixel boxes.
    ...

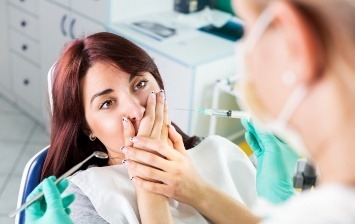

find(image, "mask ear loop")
[245,7,275,54]
[274,84,309,129]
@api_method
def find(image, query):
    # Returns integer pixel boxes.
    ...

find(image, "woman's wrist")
[190,182,261,224]
[188,180,214,210]
[135,185,172,224]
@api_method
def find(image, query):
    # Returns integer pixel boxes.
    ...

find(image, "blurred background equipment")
[293,159,317,191]
[174,0,210,14]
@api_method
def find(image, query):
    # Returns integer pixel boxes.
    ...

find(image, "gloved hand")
[25,176,75,224]
[241,119,299,204]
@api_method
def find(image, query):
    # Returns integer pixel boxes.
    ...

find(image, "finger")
[241,118,257,135]
[26,198,44,216]
[129,137,178,160]
[65,207,71,215]
[132,176,174,198]
[26,175,56,201]
[137,91,156,137]
[123,116,135,147]
[26,176,57,214]
[62,194,75,208]
[26,183,43,201]
[123,146,172,169]
[168,125,186,154]
[150,90,165,139]
[245,132,263,156]
[26,181,45,213]
[126,160,173,182]
[160,101,170,143]
[241,119,277,144]
[56,178,69,194]
[42,177,63,209]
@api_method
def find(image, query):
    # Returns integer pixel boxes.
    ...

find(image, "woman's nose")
[124,98,145,122]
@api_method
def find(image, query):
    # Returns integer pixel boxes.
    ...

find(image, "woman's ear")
[82,124,92,137]
[270,1,324,84]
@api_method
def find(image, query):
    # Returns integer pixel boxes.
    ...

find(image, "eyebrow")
[129,73,143,82]
[90,88,114,104]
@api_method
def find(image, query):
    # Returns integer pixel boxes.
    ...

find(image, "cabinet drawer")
[9,6,39,39]
[8,0,39,15]
[11,53,41,111]
[10,30,39,63]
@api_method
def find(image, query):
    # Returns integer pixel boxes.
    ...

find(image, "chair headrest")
[47,63,56,115]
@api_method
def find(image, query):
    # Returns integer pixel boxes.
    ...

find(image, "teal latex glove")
[25,176,75,224]
[241,119,299,204]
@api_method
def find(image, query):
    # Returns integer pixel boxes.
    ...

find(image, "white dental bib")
[69,135,257,224]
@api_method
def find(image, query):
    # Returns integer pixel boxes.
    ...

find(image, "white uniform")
[70,135,258,224]
[255,184,355,224]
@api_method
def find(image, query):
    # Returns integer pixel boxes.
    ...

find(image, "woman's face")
[81,62,161,154]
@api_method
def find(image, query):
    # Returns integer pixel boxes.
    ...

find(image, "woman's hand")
[122,90,171,149]
[123,124,208,206]
[122,90,170,177]
[122,90,174,224]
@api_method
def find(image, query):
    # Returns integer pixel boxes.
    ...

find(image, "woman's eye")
[134,80,148,91]
[99,100,114,110]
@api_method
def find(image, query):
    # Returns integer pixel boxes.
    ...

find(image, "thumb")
[245,132,263,157]
[241,118,256,134]
[168,124,186,154]
[25,176,49,214]
[122,116,135,147]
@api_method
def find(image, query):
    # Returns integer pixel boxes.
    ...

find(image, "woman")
[125,0,355,223]
[39,32,257,223]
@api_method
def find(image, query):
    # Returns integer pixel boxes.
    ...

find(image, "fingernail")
[129,136,137,143]
[122,117,129,128]
[159,89,165,99]
[120,146,127,153]
[150,91,156,99]
[168,124,175,129]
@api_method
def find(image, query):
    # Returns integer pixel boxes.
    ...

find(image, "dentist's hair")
[41,32,201,180]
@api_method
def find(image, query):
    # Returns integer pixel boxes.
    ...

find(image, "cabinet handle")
[69,18,76,39]
[23,79,30,86]
[20,20,27,27]
[20,0,25,2]
[60,15,67,37]
[22,44,28,51]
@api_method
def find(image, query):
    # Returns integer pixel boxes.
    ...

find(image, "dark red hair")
[41,32,200,180]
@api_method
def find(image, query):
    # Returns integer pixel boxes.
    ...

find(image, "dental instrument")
[9,151,109,218]
[175,108,251,120]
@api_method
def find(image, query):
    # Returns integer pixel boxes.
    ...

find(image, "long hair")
[41,32,201,180]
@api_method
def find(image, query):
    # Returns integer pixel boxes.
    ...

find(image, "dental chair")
[15,146,49,224]
[15,64,56,224]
